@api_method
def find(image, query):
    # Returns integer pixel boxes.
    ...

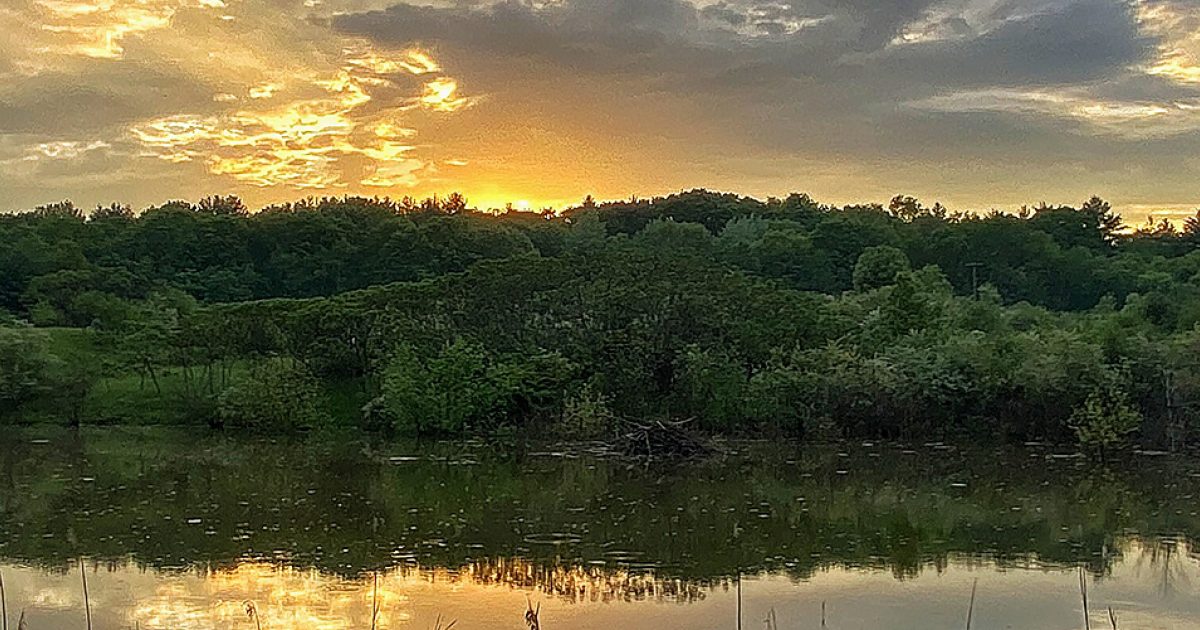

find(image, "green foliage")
[1070,384,1142,458]
[0,328,62,417]
[0,326,97,424]
[217,358,323,431]
[558,382,616,439]
[8,191,1200,448]
[678,347,748,431]
[853,245,911,291]
[562,212,609,253]
[635,218,713,252]
[380,341,489,434]
[379,341,571,435]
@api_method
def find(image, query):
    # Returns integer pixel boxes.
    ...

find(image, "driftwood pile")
[612,418,715,458]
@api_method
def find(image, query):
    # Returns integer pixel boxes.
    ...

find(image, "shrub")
[380,340,496,434]
[0,328,62,419]
[217,358,323,431]
[558,382,616,439]
[1070,384,1142,461]
[380,340,573,435]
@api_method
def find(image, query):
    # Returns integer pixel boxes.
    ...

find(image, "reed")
[525,598,541,630]
[965,578,978,630]
[432,614,458,630]
[762,607,777,630]
[736,572,742,630]
[79,560,91,630]
[244,601,262,630]
[1108,606,1118,629]
[371,572,379,630]
[1,568,8,630]
[821,601,827,629]
[1079,568,1090,630]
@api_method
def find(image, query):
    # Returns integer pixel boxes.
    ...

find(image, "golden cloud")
[419,78,472,113]
[129,45,472,190]
[33,0,231,59]
[1137,0,1200,83]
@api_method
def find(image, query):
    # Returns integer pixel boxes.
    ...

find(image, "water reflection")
[4,542,1200,629]
[4,429,1200,628]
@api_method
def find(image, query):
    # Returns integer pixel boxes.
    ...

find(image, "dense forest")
[3,190,1200,454]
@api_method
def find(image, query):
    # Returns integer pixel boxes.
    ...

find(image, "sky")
[2,0,1200,221]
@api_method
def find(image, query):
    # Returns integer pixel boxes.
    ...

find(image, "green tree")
[853,246,911,291]
[563,211,609,253]
[0,328,61,420]
[380,340,499,435]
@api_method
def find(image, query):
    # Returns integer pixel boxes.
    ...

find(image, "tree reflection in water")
[5,429,1200,628]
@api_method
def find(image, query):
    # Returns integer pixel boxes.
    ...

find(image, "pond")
[1,428,1199,629]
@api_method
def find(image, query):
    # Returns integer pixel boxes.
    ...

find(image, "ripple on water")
[523,533,585,545]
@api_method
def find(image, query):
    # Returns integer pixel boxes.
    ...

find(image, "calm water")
[2,428,1200,629]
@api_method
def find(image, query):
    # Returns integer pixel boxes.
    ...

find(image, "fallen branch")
[611,417,715,458]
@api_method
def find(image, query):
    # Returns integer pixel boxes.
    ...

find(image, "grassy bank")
[9,327,370,427]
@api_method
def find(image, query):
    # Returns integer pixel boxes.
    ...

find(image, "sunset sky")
[2,0,1200,220]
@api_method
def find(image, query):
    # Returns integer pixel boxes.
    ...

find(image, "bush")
[380,340,496,434]
[217,359,323,431]
[558,382,616,439]
[1070,384,1142,460]
[0,328,62,419]
[379,340,573,435]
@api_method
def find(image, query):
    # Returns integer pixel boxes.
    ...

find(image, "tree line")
[3,190,1200,454]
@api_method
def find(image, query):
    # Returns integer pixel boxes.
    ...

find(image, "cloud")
[128,44,469,189]
[0,64,220,136]
[19,0,233,60]
[4,0,1200,216]
[0,0,479,204]
[868,0,1153,89]
[1137,0,1200,83]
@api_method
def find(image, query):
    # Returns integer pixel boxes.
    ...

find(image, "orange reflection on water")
[8,542,1200,630]
[122,558,706,630]
[131,563,410,630]
[459,557,710,604]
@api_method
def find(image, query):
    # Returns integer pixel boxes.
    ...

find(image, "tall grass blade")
[1079,567,1090,630]
[966,577,978,630]
[371,572,379,630]
[1,568,8,630]
[80,560,91,630]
